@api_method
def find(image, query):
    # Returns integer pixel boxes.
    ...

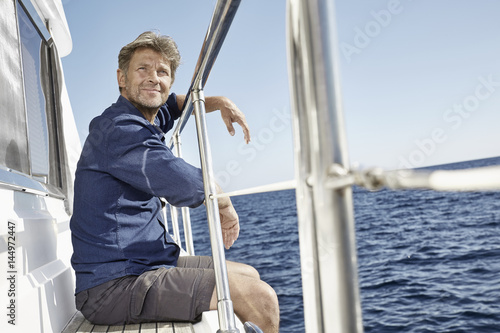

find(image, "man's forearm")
[175,94,228,113]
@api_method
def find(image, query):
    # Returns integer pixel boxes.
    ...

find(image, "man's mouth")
[142,88,160,93]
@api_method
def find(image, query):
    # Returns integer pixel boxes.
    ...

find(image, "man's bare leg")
[209,261,279,333]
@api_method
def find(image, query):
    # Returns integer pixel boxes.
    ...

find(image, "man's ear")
[117,69,126,89]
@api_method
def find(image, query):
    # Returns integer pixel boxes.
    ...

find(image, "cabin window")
[17,3,50,180]
[15,1,62,187]
[0,1,30,174]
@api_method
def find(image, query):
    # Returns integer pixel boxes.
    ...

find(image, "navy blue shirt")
[70,94,205,294]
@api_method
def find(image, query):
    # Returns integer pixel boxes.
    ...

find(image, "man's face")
[118,47,172,112]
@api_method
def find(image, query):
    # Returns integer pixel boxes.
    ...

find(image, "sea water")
[186,156,500,332]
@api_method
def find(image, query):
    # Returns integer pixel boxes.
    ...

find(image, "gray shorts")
[76,256,215,325]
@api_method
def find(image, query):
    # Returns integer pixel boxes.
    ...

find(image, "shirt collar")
[116,95,166,141]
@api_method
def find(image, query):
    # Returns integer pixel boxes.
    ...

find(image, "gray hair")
[118,31,181,86]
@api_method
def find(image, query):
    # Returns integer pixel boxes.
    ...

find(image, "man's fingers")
[224,118,236,136]
[223,231,235,249]
[221,223,239,249]
[224,116,251,143]
[239,120,251,144]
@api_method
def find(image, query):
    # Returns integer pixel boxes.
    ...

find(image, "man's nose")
[148,70,160,84]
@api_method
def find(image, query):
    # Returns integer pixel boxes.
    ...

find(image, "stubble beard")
[125,84,167,113]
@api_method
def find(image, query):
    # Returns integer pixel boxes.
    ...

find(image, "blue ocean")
[186,156,500,332]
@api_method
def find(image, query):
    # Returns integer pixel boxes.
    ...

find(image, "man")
[70,31,279,332]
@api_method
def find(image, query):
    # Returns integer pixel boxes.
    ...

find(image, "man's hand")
[176,94,251,144]
[215,97,251,144]
[219,204,240,249]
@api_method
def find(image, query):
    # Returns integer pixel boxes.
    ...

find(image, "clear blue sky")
[61,0,500,191]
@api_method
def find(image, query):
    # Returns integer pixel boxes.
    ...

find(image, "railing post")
[172,134,196,255]
[163,1,242,328]
[160,200,169,233]
[192,86,238,333]
[169,204,181,245]
[181,206,195,255]
[287,0,364,332]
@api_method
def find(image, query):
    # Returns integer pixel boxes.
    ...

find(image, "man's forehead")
[131,47,170,66]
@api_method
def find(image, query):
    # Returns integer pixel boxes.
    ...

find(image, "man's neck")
[123,96,159,125]
[136,106,158,125]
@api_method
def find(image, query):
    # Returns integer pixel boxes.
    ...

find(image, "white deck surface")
[61,312,194,333]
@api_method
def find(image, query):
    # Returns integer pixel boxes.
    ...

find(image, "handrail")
[192,87,238,333]
[351,165,500,192]
[286,0,499,331]
[168,0,241,148]
[211,180,297,199]
[311,163,500,192]
[165,1,242,332]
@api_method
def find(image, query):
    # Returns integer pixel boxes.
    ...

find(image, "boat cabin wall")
[0,1,79,332]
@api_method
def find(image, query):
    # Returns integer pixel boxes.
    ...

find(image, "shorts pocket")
[130,268,164,319]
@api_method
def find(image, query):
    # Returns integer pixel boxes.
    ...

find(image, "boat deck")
[62,312,194,333]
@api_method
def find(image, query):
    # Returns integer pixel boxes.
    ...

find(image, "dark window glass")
[18,3,50,179]
[17,2,56,183]
[0,1,29,174]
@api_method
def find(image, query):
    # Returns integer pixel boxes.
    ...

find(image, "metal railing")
[287,1,500,332]
[165,1,241,332]
[167,0,241,149]
[327,164,500,192]
[287,0,364,332]
[164,1,500,333]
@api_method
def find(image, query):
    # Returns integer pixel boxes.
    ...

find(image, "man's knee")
[256,280,278,307]
[249,280,280,329]
[240,278,278,309]
[227,261,260,280]
[227,273,280,332]
[241,264,260,280]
